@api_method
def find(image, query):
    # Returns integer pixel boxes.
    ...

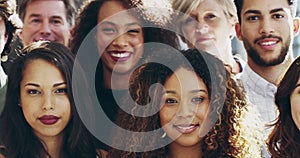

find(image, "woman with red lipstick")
[0,41,104,158]
[108,49,263,157]
[70,0,179,150]
[173,0,245,75]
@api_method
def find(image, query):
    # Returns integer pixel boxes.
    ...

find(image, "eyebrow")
[244,8,285,15]
[100,21,141,27]
[24,82,67,87]
[294,84,300,89]
[164,89,207,94]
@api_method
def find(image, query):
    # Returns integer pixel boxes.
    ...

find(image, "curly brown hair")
[268,56,300,158]
[108,49,263,158]
[70,0,179,55]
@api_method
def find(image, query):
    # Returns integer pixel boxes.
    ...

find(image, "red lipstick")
[39,115,59,125]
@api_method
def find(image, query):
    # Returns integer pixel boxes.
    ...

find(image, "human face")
[20,0,71,46]
[181,0,235,57]
[235,0,299,67]
[20,59,71,140]
[0,16,7,55]
[160,68,209,147]
[290,77,300,130]
[97,1,144,74]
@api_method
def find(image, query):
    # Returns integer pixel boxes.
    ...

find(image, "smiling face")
[181,0,235,56]
[236,0,299,67]
[20,0,70,46]
[20,59,71,140]
[290,77,300,130]
[160,67,209,147]
[96,1,144,74]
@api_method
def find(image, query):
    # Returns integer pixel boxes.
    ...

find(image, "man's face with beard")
[235,0,298,67]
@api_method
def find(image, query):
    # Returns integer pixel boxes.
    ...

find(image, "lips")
[174,124,199,134]
[256,37,280,50]
[196,36,213,43]
[108,50,132,62]
[38,115,59,125]
[33,37,54,42]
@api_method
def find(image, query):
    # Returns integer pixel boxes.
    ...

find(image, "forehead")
[25,0,67,19]
[97,1,140,24]
[164,68,206,91]
[22,59,64,82]
[241,0,291,14]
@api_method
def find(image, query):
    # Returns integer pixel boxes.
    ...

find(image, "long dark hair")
[268,56,300,158]
[0,41,100,158]
[108,49,262,158]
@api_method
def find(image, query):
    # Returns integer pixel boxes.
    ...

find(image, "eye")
[184,17,195,24]
[191,97,204,104]
[205,13,217,20]
[27,89,41,95]
[101,27,116,34]
[165,98,178,104]
[272,14,284,19]
[246,15,259,21]
[54,88,67,94]
[51,19,63,25]
[128,29,140,34]
[30,18,42,24]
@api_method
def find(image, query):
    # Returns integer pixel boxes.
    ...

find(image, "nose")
[176,102,195,118]
[40,21,51,36]
[41,92,54,111]
[259,19,275,35]
[112,34,128,48]
[195,19,209,34]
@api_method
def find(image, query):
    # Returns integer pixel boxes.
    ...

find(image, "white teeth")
[261,41,276,46]
[176,125,196,130]
[111,52,130,58]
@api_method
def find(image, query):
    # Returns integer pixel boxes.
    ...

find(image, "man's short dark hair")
[18,0,75,26]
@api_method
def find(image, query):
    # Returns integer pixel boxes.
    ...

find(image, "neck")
[38,133,64,158]
[247,53,293,85]
[167,142,202,158]
[102,66,131,90]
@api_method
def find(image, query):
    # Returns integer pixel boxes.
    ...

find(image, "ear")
[293,17,300,36]
[19,29,24,41]
[235,23,243,41]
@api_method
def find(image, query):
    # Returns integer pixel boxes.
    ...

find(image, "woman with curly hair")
[69,0,179,150]
[0,41,104,158]
[108,49,263,158]
[268,56,300,158]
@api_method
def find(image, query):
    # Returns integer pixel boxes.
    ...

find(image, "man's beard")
[242,35,290,67]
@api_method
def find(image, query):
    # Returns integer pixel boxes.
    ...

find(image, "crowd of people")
[0,0,299,157]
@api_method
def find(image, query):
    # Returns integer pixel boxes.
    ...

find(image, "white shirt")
[239,65,277,158]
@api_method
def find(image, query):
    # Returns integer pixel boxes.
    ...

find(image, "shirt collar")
[241,65,277,96]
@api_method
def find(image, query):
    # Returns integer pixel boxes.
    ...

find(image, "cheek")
[130,35,144,46]
[159,107,176,126]
[195,105,209,121]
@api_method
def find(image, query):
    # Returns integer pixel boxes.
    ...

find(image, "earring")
[161,132,167,139]
[18,103,21,107]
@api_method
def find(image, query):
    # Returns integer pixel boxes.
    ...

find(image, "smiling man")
[234,0,300,152]
[18,0,75,46]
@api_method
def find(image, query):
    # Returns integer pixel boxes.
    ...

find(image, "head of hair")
[0,41,100,157]
[108,48,262,158]
[268,56,300,158]
[70,0,179,55]
[234,0,298,25]
[172,0,237,44]
[0,0,21,59]
[18,0,75,27]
